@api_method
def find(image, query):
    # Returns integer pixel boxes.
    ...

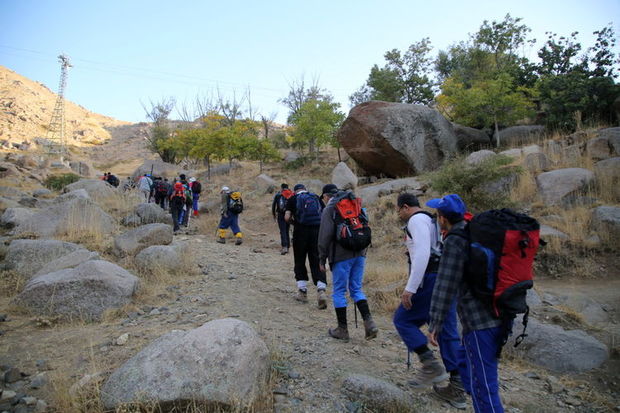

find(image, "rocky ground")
[1,209,618,412]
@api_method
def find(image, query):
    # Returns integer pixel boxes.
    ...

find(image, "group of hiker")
[269,182,540,412]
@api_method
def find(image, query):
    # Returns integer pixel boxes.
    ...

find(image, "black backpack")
[107,175,119,187]
[192,181,202,194]
[228,192,244,214]
[295,192,322,225]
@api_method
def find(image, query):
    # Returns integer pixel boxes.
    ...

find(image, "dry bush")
[509,168,537,206]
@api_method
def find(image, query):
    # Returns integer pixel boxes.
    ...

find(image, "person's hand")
[428,331,439,347]
[319,263,326,273]
[401,290,413,310]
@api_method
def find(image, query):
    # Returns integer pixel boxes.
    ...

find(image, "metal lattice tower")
[45,54,72,157]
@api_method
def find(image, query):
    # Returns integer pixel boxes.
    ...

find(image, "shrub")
[284,156,310,170]
[44,173,80,191]
[429,155,520,212]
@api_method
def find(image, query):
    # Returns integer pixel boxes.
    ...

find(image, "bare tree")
[217,88,245,126]
[279,75,331,122]
[141,97,175,126]
[260,111,277,141]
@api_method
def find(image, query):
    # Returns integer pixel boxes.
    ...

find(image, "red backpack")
[332,191,371,251]
[277,188,294,212]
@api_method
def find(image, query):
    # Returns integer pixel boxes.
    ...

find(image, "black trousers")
[292,225,326,286]
[277,214,290,248]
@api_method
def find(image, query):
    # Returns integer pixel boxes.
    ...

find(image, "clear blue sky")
[1,0,618,124]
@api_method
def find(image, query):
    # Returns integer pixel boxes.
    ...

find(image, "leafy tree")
[280,76,330,122]
[246,138,280,173]
[289,99,345,156]
[142,97,177,163]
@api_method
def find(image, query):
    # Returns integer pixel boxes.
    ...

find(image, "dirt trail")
[0,212,616,412]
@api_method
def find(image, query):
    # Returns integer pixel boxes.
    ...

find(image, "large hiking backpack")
[295,192,322,225]
[405,211,443,273]
[228,191,244,214]
[155,180,168,195]
[453,208,541,351]
[192,181,202,194]
[277,188,294,213]
[333,192,371,251]
[107,175,119,187]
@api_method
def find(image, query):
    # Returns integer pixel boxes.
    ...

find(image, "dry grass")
[0,269,25,297]
[57,202,117,253]
[96,188,144,217]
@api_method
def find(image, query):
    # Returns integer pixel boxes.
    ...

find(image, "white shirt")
[404,212,435,293]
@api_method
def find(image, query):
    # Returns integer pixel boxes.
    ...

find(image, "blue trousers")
[393,272,463,372]
[462,326,504,413]
[192,193,200,212]
[218,213,241,234]
[277,214,290,248]
[332,256,367,308]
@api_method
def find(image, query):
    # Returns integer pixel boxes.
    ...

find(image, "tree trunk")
[494,116,500,148]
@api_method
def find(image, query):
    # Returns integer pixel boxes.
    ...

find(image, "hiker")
[180,182,193,227]
[284,183,327,308]
[318,184,377,341]
[169,182,186,233]
[427,194,503,412]
[138,174,153,202]
[107,172,120,187]
[122,176,135,192]
[271,183,293,254]
[392,193,465,406]
[153,177,169,209]
[217,186,243,245]
[190,177,202,216]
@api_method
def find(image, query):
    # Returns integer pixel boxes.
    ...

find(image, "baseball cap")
[293,183,306,191]
[321,184,338,196]
[221,186,230,192]
[426,194,466,219]
[189,177,196,183]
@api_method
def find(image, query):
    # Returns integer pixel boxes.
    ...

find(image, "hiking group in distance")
[271,182,541,412]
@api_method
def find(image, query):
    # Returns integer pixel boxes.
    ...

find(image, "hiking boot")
[317,289,327,310]
[433,382,467,410]
[328,326,350,341]
[408,359,449,389]
[295,289,308,303]
[235,237,243,245]
[280,247,288,255]
[217,237,226,244]
[363,318,378,340]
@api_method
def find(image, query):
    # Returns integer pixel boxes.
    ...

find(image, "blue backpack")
[295,192,322,225]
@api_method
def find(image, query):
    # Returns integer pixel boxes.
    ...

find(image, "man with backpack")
[318,184,377,341]
[392,193,464,406]
[106,172,120,187]
[284,183,327,308]
[217,186,243,245]
[169,182,186,233]
[153,177,168,209]
[272,183,293,255]
[138,174,153,202]
[189,177,202,216]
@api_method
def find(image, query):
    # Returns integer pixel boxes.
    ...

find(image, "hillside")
[0,65,129,148]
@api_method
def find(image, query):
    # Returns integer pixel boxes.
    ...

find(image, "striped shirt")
[429,220,501,335]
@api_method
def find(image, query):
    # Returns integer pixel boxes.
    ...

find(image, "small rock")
[4,367,22,383]
[546,375,565,394]
[524,371,540,380]
[0,314,6,322]
[1,390,16,400]
[21,396,37,405]
[115,333,129,346]
[35,360,49,371]
[149,309,160,316]
[273,386,289,395]
[35,399,47,412]
[288,370,301,379]
[30,373,47,389]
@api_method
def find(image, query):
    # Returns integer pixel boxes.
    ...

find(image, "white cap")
[221,186,230,192]
[189,177,196,183]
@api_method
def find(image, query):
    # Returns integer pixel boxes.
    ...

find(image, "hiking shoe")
[235,238,243,245]
[408,359,449,389]
[216,237,226,244]
[295,289,308,303]
[280,247,288,255]
[363,318,378,340]
[317,289,328,310]
[328,326,350,341]
[433,382,467,410]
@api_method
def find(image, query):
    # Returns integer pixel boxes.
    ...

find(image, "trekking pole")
[354,304,358,329]
[407,350,411,370]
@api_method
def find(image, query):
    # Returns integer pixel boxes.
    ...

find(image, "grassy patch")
[44,173,80,191]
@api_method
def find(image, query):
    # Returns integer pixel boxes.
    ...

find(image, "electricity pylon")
[45,54,72,159]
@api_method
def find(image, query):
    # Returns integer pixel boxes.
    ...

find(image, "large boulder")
[535,168,595,206]
[134,244,184,272]
[255,174,277,194]
[508,318,608,373]
[594,157,620,180]
[134,203,173,225]
[2,239,86,279]
[338,101,458,177]
[452,123,491,151]
[356,177,424,205]
[34,249,100,277]
[591,206,620,242]
[299,179,325,194]
[15,260,139,320]
[69,161,98,177]
[0,207,36,229]
[497,125,545,146]
[114,223,173,257]
[100,318,270,410]
[596,127,620,155]
[64,179,116,199]
[523,152,551,172]
[586,136,613,160]
[342,374,414,413]
[331,162,358,190]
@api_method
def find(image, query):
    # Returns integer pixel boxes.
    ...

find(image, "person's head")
[179,174,186,181]
[189,177,196,183]
[293,183,306,193]
[281,183,289,190]
[321,184,338,202]
[426,194,466,230]
[396,193,421,221]
[221,186,230,193]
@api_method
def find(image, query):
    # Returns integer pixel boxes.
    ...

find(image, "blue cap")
[426,194,466,219]
[293,183,305,191]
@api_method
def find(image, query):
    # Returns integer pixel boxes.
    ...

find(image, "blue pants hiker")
[218,213,241,234]
[277,213,290,248]
[460,326,504,413]
[393,272,462,373]
[332,256,367,308]
[192,193,200,213]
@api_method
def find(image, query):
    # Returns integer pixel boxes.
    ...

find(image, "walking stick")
[407,350,411,370]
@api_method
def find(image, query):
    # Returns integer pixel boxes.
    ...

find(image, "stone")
[299,179,325,195]
[35,360,49,371]
[68,372,106,398]
[594,157,620,180]
[134,203,173,225]
[507,318,608,373]
[34,249,100,277]
[586,136,612,160]
[116,333,129,346]
[100,318,270,410]
[523,152,550,172]
[539,224,568,240]
[55,188,90,202]
[114,223,173,257]
[32,188,51,198]
[562,144,583,163]
[255,174,277,194]
[483,173,518,195]
[499,148,523,159]
[356,177,424,205]
[452,123,491,151]
[21,396,37,405]
[30,373,47,389]
[526,289,543,309]
[121,214,142,227]
[497,125,545,147]
[2,239,86,279]
[535,168,595,206]
[134,244,184,272]
[331,162,358,190]
[15,260,139,321]
[132,160,190,181]
[591,206,620,242]
[338,101,458,177]
[341,374,413,413]
[35,399,47,412]
[465,150,497,165]
[0,207,36,229]
[283,151,300,163]
[4,367,22,383]
[69,161,97,177]
[522,144,542,155]
[596,127,620,155]
[18,197,38,208]
[63,179,116,200]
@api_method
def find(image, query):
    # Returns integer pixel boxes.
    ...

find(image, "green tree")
[142,97,177,163]
[289,99,345,156]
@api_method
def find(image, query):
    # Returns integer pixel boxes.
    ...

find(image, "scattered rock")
[499,148,523,159]
[255,174,277,194]
[32,188,51,198]
[591,206,620,242]
[523,152,550,172]
[535,168,595,206]
[114,223,173,257]
[356,177,424,205]
[341,374,414,413]
[33,249,100,277]
[115,333,129,346]
[134,203,173,225]
[586,136,613,160]
[4,367,22,383]
[465,149,497,165]
[134,244,184,272]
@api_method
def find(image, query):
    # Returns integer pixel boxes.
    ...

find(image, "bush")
[429,155,520,212]
[44,173,80,191]
[284,156,310,170]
